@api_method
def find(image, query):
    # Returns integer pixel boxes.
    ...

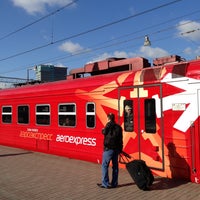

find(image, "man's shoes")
[110,185,117,188]
[97,183,111,189]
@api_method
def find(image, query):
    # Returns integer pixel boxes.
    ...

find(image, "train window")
[36,105,50,125]
[18,106,29,124]
[2,106,12,123]
[124,100,133,132]
[86,103,95,128]
[58,104,76,127]
[144,98,156,133]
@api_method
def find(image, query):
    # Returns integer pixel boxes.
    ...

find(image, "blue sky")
[1,0,200,79]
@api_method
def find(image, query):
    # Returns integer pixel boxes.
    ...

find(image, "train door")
[119,84,164,170]
[195,89,200,182]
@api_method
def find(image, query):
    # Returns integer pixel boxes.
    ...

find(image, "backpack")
[104,123,123,151]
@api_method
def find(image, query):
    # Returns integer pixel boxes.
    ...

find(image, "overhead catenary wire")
[0,0,183,63]
[2,11,200,75]
[3,15,199,76]
[41,20,200,62]
[0,0,79,41]
[42,16,200,67]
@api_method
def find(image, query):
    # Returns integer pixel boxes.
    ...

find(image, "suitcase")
[119,152,154,190]
[126,159,154,190]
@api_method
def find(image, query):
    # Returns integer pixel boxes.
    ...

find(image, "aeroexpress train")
[0,54,200,184]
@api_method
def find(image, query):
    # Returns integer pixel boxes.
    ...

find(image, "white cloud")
[183,47,193,55]
[139,46,169,58]
[182,46,200,57]
[113,51,131,58]
[95,51,128,59]
[59,41,84,54]
[194,47,200,55]
[11,0,75,14]
[88,47,169,64]
[91,53,112,62]
[43,62,67,68]
[55,63,68,68]
[129,6,136,15]
[89,51,131,63]
[177,20,200,41]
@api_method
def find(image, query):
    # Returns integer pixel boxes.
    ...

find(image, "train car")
[0,55,200,183]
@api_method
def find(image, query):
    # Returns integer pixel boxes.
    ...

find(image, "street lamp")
[27,66,37,83]
[144,35,151,46]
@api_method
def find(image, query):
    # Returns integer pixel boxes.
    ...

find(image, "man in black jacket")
[98,113,123,189]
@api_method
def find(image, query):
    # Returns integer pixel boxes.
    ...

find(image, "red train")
[0,55,200,183]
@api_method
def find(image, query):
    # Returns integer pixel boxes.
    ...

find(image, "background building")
[35,64,67,82]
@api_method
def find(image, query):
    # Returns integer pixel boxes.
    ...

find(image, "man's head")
[125,105,132,112]
[107,113,115,122]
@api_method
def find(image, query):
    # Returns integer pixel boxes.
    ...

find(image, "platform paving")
[0,145,200,200]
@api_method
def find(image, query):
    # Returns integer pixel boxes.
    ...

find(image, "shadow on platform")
[0,151,33,157]
[150,177,189,190]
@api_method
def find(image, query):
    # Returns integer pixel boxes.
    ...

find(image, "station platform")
[0,145,199,200]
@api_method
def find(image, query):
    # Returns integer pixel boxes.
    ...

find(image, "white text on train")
[56,134,96,146]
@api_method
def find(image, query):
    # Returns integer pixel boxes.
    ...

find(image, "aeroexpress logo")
[19,128,97,147]
[20,128,53,140]
[56,134,97,147]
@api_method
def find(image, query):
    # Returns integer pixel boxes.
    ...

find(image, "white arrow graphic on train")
[153,73,200,132]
